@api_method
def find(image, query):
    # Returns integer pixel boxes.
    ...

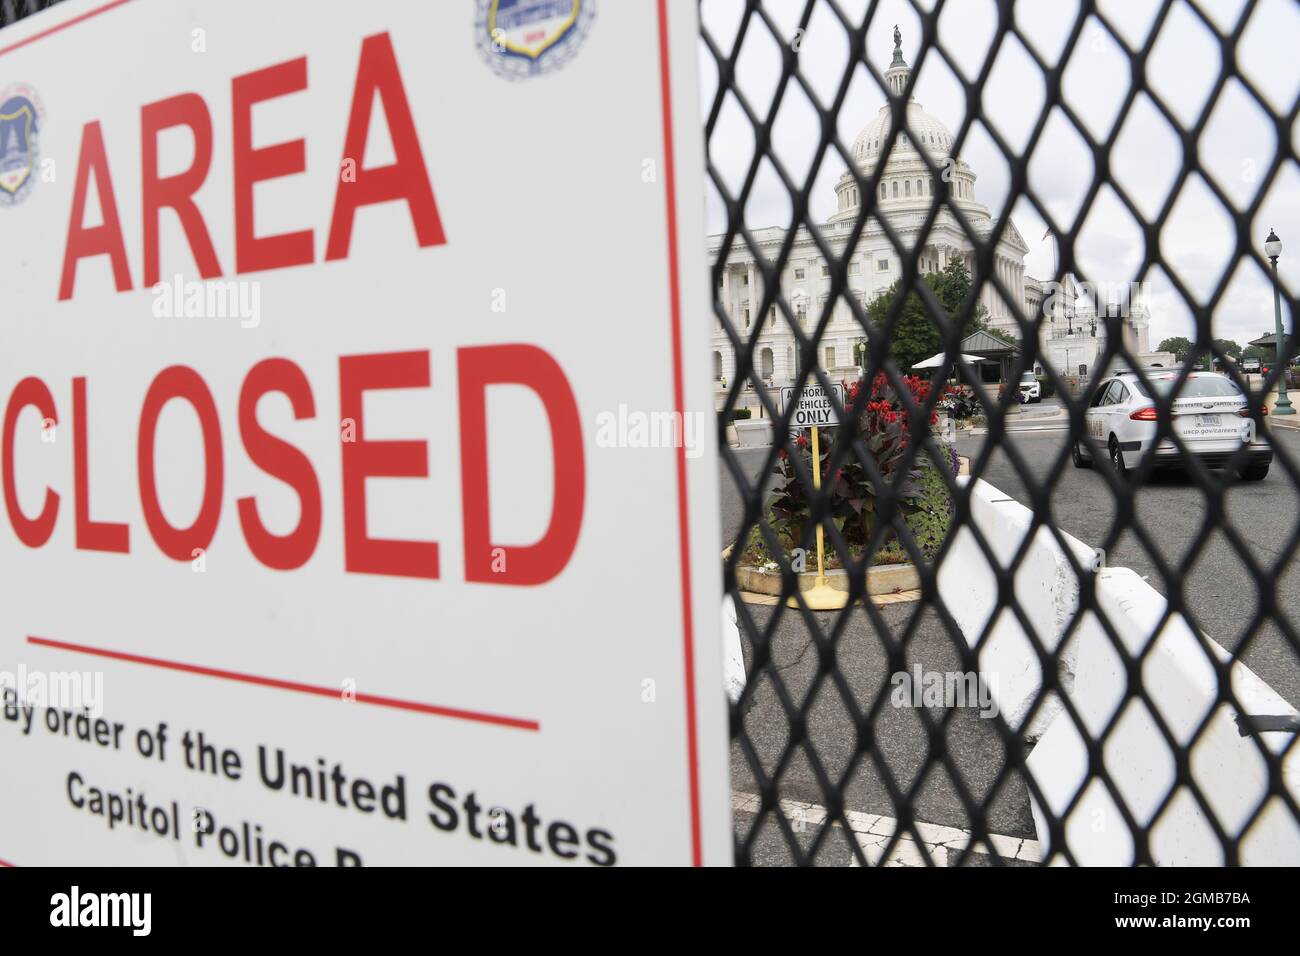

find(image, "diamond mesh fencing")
[0,0,61,28]
[703,0,1300,866]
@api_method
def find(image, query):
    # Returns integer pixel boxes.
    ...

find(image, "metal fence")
[5,0,1297,867]
[0,0,59,28]
[704,0,1299,866]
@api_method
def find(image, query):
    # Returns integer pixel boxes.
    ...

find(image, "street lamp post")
[1266,228,1294,415]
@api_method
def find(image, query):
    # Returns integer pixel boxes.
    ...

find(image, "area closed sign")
[0,0,729,866]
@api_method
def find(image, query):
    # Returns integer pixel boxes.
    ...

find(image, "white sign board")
[0,0,729,866]
[780,384,845,428]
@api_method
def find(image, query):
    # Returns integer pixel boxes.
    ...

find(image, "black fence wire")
[703,0,1300,866]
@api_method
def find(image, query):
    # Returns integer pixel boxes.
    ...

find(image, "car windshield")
[1132,375,1242,399]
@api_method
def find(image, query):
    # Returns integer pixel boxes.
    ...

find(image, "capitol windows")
[769,306,776,327]
[821,263,831,277]
[743,308,750,328]
[796,304,806,326]
[825,346,836,368]
[880,184,886,200]
[794,267,805,280]
[892,181,899,198]
[877,258,890,272]
[929,178,934,196]
[905,180,911,197]
[916,179,923,195]
[849,261,861,275]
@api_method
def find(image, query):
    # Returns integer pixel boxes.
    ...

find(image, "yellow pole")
[811,424,827,586]
[785,414,846,610]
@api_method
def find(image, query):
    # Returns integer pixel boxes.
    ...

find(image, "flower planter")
[734,561,919,597]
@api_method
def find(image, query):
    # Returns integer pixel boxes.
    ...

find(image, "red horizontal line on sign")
[0,0,135,59]
[26,636,539,732]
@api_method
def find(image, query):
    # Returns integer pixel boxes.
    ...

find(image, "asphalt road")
[718,416,1300,863]
[719,445,1038,865]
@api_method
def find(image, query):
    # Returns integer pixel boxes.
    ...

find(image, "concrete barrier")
[1027,567,1300,865]
[734,419,773,447]
[721,595,745,706]
[937,477,1097,739]
[937,476,1300,864]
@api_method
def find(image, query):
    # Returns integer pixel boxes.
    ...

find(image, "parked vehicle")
[1073,370,1272,479]
[1018,372,1041,403]
[1241,356,1261,374]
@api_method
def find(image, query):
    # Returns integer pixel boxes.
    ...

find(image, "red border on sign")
[0,0,133,58]
[3,0,708,866]
[654,0,704,868]
[27,636,540,730]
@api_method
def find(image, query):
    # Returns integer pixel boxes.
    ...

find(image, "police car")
[1073,369,1272,479]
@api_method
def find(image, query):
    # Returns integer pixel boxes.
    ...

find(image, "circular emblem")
[0,82,44,208]
[476,0,595,81]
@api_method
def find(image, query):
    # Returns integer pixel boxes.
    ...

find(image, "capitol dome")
[851,101,955,169]
[830,28,983,221]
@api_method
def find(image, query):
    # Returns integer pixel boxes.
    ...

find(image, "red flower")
[796,433,808,449]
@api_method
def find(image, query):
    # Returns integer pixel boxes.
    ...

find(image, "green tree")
[866,259,988,369]
[931,258,988,327]
[1212,338,1242,359]
[1158,336,1193,361]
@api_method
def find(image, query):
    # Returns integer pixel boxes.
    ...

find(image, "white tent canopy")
[911,352,986,369]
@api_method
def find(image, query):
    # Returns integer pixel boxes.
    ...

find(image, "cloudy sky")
[698,0,1300,350]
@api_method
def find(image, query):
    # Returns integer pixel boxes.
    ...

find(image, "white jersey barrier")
[938,477,1300,864]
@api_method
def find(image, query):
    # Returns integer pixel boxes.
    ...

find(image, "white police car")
[1073,369,1272,479]
[1019,372,1041,403]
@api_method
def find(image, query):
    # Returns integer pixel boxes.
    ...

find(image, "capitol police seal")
[0,83,44,207]
[476,0,595,80]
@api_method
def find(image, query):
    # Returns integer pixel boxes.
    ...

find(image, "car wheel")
[1239,462,1269,481]
[1072,439,1092,469]
[1109,436,1127,476]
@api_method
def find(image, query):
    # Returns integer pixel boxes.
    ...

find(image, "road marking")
[732,791,1042,866]
[1006,423,1069,433]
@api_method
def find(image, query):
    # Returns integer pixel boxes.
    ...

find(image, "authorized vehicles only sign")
[781,383,845,428]
[0,0,729,866]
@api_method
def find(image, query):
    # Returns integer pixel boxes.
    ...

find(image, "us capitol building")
[710,31,1165,387]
